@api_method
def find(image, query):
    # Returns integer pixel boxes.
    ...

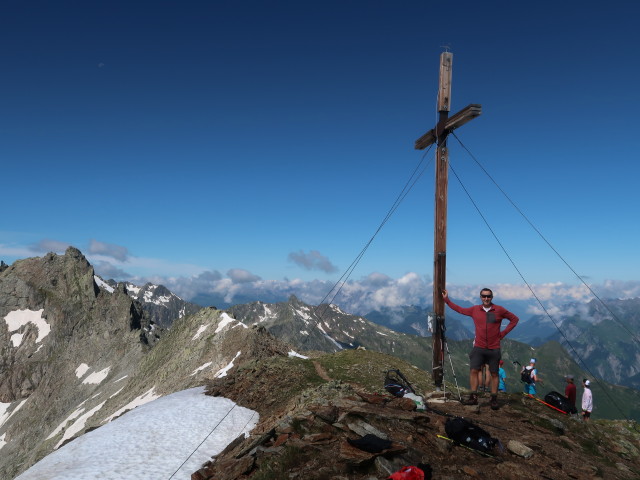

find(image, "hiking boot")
[461,393,478,405]
[490,395,499,410]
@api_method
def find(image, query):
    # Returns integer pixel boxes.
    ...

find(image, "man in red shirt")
[564,375,577,413]
[442,288,519,409]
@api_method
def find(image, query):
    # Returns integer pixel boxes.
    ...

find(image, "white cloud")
[93,261,131,280]
[227,268,261,283]
[88,240,129,262]
[288,250,338,273]
[0,244,34,258]
[30,239,71,254]
[89,255,210,280]
[361,272,393,288]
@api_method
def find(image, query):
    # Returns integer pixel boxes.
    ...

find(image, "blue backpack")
[384,369,415,397]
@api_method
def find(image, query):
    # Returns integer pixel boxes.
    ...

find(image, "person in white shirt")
[581,378,593,421]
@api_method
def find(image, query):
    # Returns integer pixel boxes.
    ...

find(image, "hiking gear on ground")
[490,395,499,410]
[544,391,577,414]
[347,434,392,453]
[525,393,568,414]
[521,366,533,384]
[444,417,497,455]
[461,393,478,405]
[384,369,416,397]
[387,465,425,480]
[404,392,426,410]
[437,434,496,458]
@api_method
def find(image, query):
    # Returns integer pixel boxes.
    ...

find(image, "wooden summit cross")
[414,51,481,389]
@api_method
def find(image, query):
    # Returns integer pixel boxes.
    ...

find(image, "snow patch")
[81,367,111,385]
[215,313,247,333]
[110,387,124,399]
[103,388,160,423]
[4,309,50,347]
[324,334,343,350]
[0,399,29,438]
[75,364,90,378]
[94,276,114,293]
[54,402,107,449]
[214,351,241,378]
[15,387,258,480]
[295,308,312,321]
[192,324,209,340]
[191,362,213,376]
[47,407,85,441]
[288,350,308,359]
[10,333,24,347]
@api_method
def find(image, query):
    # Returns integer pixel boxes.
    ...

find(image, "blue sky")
[2,1,640,313]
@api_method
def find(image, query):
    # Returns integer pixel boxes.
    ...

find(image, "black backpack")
[444,417,497,454]
[521,368,533,384]
[544,391,578,414]
[384,369,415,398]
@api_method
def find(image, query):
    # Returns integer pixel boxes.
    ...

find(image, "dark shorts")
[469,347,501,373]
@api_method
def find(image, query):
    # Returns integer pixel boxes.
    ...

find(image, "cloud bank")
[6,240,640,317]
[89,255,640,317]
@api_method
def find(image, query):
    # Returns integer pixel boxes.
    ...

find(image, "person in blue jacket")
[498,360,507,392]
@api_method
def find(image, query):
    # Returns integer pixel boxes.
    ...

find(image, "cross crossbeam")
[414,104,481,150]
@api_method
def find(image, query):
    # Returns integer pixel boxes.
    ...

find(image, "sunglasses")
[481,294,493,298]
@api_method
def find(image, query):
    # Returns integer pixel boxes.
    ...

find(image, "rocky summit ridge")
[197,348,640,479]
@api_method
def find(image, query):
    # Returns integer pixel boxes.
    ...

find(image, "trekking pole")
[398,370,416,395]
[443,339,462,401]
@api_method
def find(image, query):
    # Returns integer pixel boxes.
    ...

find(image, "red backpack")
[388,466,424,480]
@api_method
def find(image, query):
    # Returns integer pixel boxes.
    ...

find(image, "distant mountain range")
[112,266,640,393]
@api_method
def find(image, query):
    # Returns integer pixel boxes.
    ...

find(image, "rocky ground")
[195,349,640,480]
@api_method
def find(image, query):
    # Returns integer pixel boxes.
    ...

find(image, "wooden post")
[415,52,481,389]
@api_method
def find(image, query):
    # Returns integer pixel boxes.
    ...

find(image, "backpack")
[384,369,415,398]
[387,466,425,480]
[444,417,497,454]
[520,367,533,384]
[544,391,578,414]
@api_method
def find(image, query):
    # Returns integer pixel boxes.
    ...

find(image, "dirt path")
[312,360,332,381]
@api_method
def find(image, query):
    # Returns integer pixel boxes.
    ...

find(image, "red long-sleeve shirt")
[444,297,519,349]
[565,382,577,406]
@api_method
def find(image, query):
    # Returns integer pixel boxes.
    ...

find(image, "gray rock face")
[0,248,288,479]
[0,248,150,476]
